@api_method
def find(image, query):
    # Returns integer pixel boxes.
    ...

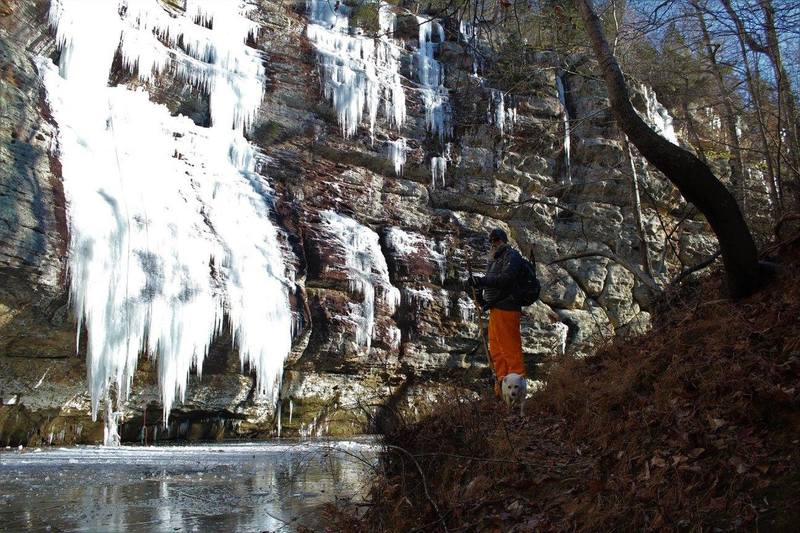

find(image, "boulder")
[538,264,585,310]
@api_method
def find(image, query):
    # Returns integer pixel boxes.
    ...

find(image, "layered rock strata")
[0,0,717,444]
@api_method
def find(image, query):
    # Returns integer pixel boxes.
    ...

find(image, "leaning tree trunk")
[576,0,762,298]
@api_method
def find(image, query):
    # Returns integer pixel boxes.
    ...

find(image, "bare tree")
[691,0,746,207]
[720,0,798,208]
[576,0,762,298]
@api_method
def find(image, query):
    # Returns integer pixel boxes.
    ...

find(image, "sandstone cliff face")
[0,0,716,445]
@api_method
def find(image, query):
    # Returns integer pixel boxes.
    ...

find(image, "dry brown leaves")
[329,246,800,532]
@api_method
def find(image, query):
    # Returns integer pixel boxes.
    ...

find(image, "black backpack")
[515,255,541,306]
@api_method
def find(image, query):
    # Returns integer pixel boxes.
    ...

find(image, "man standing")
[470,228,526,395]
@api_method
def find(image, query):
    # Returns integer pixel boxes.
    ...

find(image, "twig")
[385,444,449,532]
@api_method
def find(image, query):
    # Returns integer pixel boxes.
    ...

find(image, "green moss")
[349,2,379,34]
[250,120,283,147]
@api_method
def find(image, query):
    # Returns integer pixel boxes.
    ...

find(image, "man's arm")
[476,251,522,289]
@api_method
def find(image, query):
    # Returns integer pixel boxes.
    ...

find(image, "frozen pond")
[0,440,379,532]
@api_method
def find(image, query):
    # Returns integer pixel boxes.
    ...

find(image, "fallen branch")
[548,250,660,292]
[672,250,722,285]
[385,444,448,533]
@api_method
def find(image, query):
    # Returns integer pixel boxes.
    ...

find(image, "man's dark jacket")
[478,243,523,311]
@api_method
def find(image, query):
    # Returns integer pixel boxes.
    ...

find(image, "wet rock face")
[1,0,715,443]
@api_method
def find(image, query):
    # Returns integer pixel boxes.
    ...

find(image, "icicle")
[488,89,515,136]
[388,137,407,176]
[458,20,480,77]
[556,74,572,184]
[457,295,476,323]
[430,156,447,188]
[321,211,400,349]
[416,16,451,141]
[554,322,569,356]
[39,0,293,436]
[306,0,406,139]
[641,85,678,145]
[289,398,294,424]
[276,400,282,437]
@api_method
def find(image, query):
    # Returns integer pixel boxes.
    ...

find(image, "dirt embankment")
[330,242,800,531]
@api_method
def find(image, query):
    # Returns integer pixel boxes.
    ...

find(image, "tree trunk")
[720,0,787,210]
[759,0,800,200]
[625,139,653,278]
[692,1,746,208]
[576,0,762,298]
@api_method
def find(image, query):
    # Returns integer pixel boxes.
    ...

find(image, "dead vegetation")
[328,239,800,531]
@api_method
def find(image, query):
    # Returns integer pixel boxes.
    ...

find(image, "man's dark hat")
[489,228,508,243]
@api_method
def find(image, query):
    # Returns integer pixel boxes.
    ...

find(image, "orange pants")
[488,309,525,387]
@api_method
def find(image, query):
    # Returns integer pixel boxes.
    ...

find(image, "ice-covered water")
[38,0,293,430]
[0,440,378,532]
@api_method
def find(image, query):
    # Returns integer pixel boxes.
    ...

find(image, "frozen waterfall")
[641,85,679,145]
[321,212,401,350]
[38,0,293,431]
[306,0,406,139]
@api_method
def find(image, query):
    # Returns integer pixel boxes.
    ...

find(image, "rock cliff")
[0,0,717,445]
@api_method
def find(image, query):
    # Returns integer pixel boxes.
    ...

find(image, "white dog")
[501,373,527,415]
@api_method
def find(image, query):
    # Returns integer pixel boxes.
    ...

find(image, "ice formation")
[416,16,451,141]
[430,156,447,188]
[488,89,517,136]
[556,74,572,184]
[384,226,445,282]
[39,0,292,429]
[641,85,678,145]
[321,211,400,349]
[307,0,406,139]
[456,295,476,323]
[458,20,481,77]
[403,287,435,310]
[388,137,407,176]
[554,322,569,356]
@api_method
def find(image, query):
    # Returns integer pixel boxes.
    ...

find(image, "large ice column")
[306,0,406,139]
[430,156,447,188]
[388,137,407,176]
[416,16,451,141]
[556,74,572,184]
[641,85,678,145]
[40,0,293,429]
[321,211,400,350]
